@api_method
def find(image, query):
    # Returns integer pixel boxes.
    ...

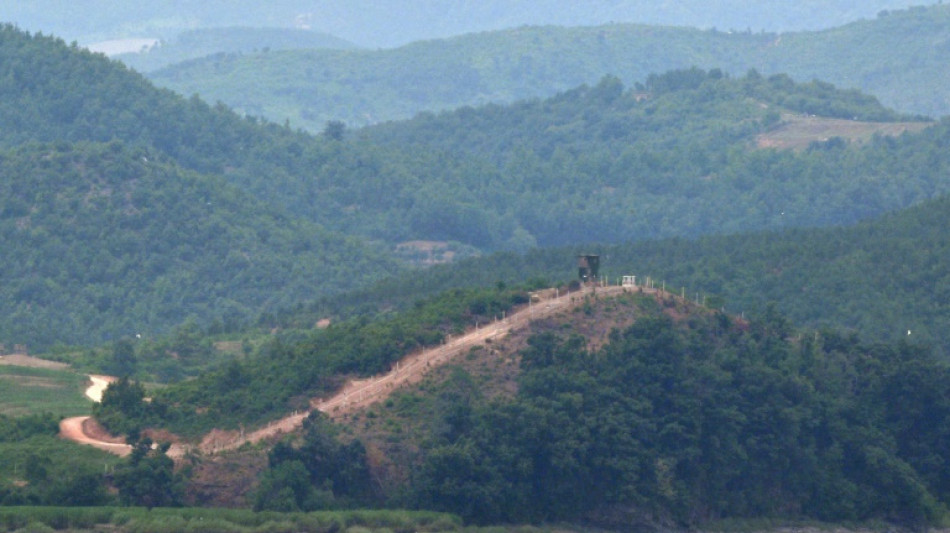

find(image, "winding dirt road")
[59,415,132,456]
[61,283,641,457]
[59,375,133,456]
[84,375,115,402]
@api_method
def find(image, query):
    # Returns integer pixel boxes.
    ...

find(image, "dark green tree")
[113,437,183,509]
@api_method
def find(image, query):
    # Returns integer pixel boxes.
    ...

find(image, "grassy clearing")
[756,113,932,150]
[0,366,90,418]
[0,434,121,482]
[0,507,463,533]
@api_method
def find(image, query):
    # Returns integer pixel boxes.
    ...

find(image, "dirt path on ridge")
[61,284,651,458]
[202,284,632,454]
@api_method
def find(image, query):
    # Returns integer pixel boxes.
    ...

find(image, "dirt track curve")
[62,284,643,457]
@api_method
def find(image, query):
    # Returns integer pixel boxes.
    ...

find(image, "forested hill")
[4,0,926,49]
[99,283,950,527]
[0,26,401,349]
[352,70,944,250]
[146,3,950,129]
[11,20,945,258]
[0,141,398,349]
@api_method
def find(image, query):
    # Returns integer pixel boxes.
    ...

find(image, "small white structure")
[622,275,637,287]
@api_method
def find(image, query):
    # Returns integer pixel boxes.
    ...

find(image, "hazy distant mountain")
[147,4,950,130]
[114,27,357,72]
[1,0,934,48]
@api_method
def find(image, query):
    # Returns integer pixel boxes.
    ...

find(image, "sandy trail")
[60,374,134,456]
[84,375,116,402]
[62,284,644,457]
[59,415,132,456]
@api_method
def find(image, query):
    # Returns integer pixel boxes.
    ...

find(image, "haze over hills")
[111,27,357,73]
[1,0,932,48]
[6,22,950,351]
[145,4,950,130]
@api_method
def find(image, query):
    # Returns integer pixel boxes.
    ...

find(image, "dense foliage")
[0,140,398,349]
[113,437,183,509]
[405,295,950,526]
[255,414,376,512]
[0,413,59,442]
[0,26,402,349]
[6,23,950,354]
[147,4,950,129]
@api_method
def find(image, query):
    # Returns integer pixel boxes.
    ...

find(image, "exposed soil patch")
[395,240,458,265]
[85,375,115,402]
[183,451,268,508]
[756,113,931,151]
[59,416,131,456]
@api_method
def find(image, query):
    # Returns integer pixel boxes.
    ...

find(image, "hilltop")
[83,283,950,528]
[146,3,950,129]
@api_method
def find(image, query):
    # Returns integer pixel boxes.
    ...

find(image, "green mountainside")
[399,299,950,526]
[0,26,401,349]
[5,10,950,531]
[146,4,950,129]
[353,70,943,250]
[0,141,397,350]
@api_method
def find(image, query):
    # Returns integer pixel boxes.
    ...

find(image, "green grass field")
[0,507,464,533]
[0,365,91,418]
